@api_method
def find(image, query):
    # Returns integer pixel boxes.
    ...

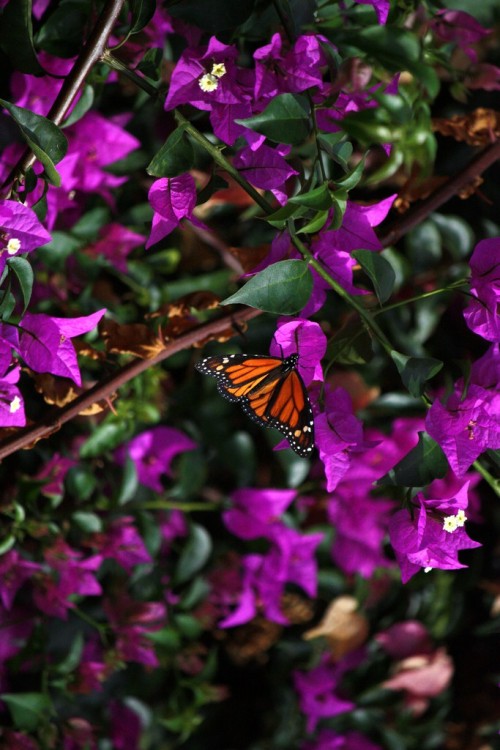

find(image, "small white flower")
[9,396,21,413]
[211,62,226,78]
[424,566,433,574]
[198,73,219,92]
[455,509,467,527]
[7,238,21,255]
[443,515,459,533]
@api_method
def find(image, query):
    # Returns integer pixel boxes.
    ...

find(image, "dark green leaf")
[147,127,195,178]
[221,260,313,315]
[353,249,395,304]
[289,184,333,210]
[174,524,212,585]
[36,0,89,57]
[236,94,310,146]
[167,0,255,33]
[405,220,442,272]
[328,317,372,365]
[117,454,139,505]
[71,511,103,533]
[333,26,421,72]
[54,633,84,675]
[335,156,366,190]
[1,693,52,732]
[66,466,97,500]
[61,85,94,128]
[379,432,448,487]
[129,0,156,34]
[136,47,163,80]
[0,289,16,320]
[391,351,444,398]
[0,0,44,74]
[299,209,330,234]
[6,257,34,314]
[0,98,68,185]
[431,213,474,259]
[265,202,306,229]
[79,422,130,459]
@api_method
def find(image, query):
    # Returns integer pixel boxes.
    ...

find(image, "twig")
[377,140,500,247]
[1,0,126,191]
[0,306,260,462]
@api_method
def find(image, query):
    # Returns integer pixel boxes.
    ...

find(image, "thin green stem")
[290,231,394,355]
[472,460,500,498]
[174,111,274,214]
[141,500,219,512]
[102,50,159,97]
[372,280,468,316]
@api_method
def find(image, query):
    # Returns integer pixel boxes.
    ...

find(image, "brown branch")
[378,140,500,248]
[1,0,126,192]
[0,306,260,462]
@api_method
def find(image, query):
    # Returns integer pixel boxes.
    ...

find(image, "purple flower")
[0,366,25,428]
[115,426,196,492]
[253,33,326,100]
[430,10,490,62]
[426,344,500,475]
[314,386,368,492]
[33,540,102,618]
[353,0,390,25]
[104,594,166,667]
[165,37,247,111]
[233,143,298,205]
[0,199,51,273]
[223,487,297,542]
[18,309,106,386]
[110,701,142,750]
[294,652,362,733]
[388,482,481,583]
[302,729,382,750]
[11,52,76,117]
[146,175,197,248]
[0,550,40,610]
[34,453,78,499]
[270,318,326,386]
[0,602,35,664]
[88,223,144,273]
[463,238,500,342]
[93,517,152,572]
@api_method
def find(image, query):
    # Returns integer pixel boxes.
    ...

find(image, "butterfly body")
[195,353,314,457]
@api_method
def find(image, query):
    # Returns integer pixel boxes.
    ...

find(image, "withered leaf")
[100,319,166,358]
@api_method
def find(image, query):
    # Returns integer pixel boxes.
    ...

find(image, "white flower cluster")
[198,62,227,92]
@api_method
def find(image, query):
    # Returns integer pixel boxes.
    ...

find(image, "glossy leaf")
[289,184,333,210]
[391,351,444,398]
[379,432,448,488]
[353,249,395,304]
[0,0,44,74]
[0,98,68,185]
[333,26,421,72]
[62,85,95,128]
[80,422,130,458]
[236,94,310,146]
[6,257,34,314]
[221,260,313,315]
[174,524,212,585]
[1,693,52,732]
[147,127,195,177]
[129,0,156,34]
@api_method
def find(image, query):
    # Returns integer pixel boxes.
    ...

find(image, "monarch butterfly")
[195,353,315,457]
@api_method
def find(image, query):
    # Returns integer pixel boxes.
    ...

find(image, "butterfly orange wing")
[196,354,314,457]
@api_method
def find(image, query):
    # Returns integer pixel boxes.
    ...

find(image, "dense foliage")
[0,0,499,747]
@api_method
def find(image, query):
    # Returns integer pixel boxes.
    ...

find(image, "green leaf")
[391,351,444,398]
[328,317,372,365]
[66,466,97,500]
[1,693,52,732]
[6,257,34,314]
[0,0,44,74]
[117,454,139,505]
[36,0,90,57]
[335,156,366,190]
[129,0,156,34]
[334,26,421,72]
[71,511,103,533]
[353,250,395,304]
[0,98,68,185]
[54,633,84,675]
[289,184,333,210]
[236,94,310,146]
[265,202,306,229]
[317,133,353,169]
[79,422,129,459]
[379,432,448,488]
[221,260,313,315]
[147,127,195,177]
[298,209,330,234]
[405,220,442,272]
[174,524,212,585]
[61,85,94,128]
[136,47,163,80]
[431,213,474,260]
